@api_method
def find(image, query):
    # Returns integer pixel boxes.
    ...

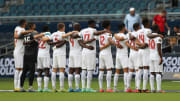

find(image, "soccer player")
[113,23,129,92]
[125,23,141,92]
[67,23,82,92]
[79,20,110,92]
[13,19,34,92]
[42,23,78,92]
[36,25,52,92]
[98,20,119,92]
[20,23,39,92]
[149,24,164,93]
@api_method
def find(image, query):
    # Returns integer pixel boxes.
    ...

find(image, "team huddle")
[13,18,164,93]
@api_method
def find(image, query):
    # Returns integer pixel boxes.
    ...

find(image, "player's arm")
[62,31,79,38]
[83,38,96,44]
[157,43,163,65]
[42,36,50,41]
[23,39,36,45]
[125,41,138,51]
[108,37,123,48]
[70,33,80,39]
[114,34,125,41]
[135,39,148,49]
[55,40,67,48]
[78,40,94,50]
[100,42,111,51]
[34,33,45,39]
[93,30,111,36]
[147,33,164,39]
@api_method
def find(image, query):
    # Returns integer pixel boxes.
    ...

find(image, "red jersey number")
[70,38,74,47]
[39,40,46,49]
[139,34,144,43]
[84,34,90,40]
[100,36,105,46]
[149,40,155,49]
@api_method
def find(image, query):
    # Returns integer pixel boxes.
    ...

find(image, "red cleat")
[158,91,166,93]
[142,89,150,93]
[99,89,104,92]
[106,89,114,92]
[134,89,141,93]
[126,89,133,93]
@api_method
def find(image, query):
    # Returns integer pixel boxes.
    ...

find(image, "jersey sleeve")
[156,37,162,44]
[48,33,54,40]
[15,27,22,36]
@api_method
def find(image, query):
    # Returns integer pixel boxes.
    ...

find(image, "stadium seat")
[0,0,5,7]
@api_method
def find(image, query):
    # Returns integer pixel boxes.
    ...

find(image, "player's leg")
[149,60,155,92]
[113,57,120,92]
[37,69,43,92]
[98,54,105,92]
[105,54,113,92]
[20,64,28,92]
[43,68,50,92]
[156,60,164,93]
[51,55,58,92]
[136,51,143,92]
[81,54,87,92]
[74,68,81,92]
[28,62,35,92]
[86,53,96,92]
[58,55,66,92]
[68,68,75,92]
[121,55,129,91]
[68,55,75,92]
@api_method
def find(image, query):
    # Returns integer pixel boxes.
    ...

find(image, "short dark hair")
[133,23,140,31]
[73,23,81,31]
[161,10,167,13]
[142,17,149,27]
[27,22,35,29]
[42,25,50,32]
[152,24,159,32]
[102,20,110,28]
[118,23,125,31]
[19,19,26,26]
[57,23,65,30]
[88,20,96,25]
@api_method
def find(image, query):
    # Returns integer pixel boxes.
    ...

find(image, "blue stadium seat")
[41,3,48,11]
[0,0,5,7]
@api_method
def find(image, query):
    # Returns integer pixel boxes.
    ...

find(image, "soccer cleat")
[43,89,51,92]
[68,88,74,92]
[157,91,166,93]
[86,89,97,92]
[20,88,26,92]
[106,89,114,93]
[74,88,81,92]
[37,88,43,92]
[81,88,86,92]
[142,89,150,93]
[134,89,141,93]
[99,89,104,92]
[28,88,35,92]
[14,88,21,92]
[151,90,156,93]
[126,89,133,93]
[52,89,58,93]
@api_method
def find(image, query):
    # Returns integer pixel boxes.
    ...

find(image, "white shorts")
[53,55,66,68]
[138,50,150,67]
[82,53,96,70]
[99,54,114,69]
[150,59,163,72]
[116,55,128,69]
[69,54,82,68]
[13,52,24,68]
[129,53,139,70]
[37,56,50,69]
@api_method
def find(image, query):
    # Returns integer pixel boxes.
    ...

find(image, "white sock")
[68,74,73,89]
[113,73,119,89]
[51,72,56,89]
[124,72,128,90]
[106,71,112,90]
[17,70,22,89]
[14,70,19,89]
[150,74,155,91]
[44,76,49,89]
[143,69,149,90]
[135,71,138,89]
[59,72,65,90]
[87,71,93,89]
[75,74,80,89]
[127,72,133,89]
[81,70,86,89]
[37,77,42,89]
[98,71,104,89]
[137,69,143,89]
[156,74,162,91]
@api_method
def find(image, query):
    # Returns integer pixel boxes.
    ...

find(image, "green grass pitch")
[0,78,180,101]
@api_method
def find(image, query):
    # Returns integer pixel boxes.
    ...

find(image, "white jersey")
[97,33,112,55]
[14,26,25,54]
[68,35,82,55]
[49,31,66,55]
[128,31,139,55]
[38,32,51,57]
[114,33,128,56]
[135,28,152,51]
[149,33,162,60]
[79,27,97,54]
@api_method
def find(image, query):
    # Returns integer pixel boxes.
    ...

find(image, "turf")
[0,78,180,101]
